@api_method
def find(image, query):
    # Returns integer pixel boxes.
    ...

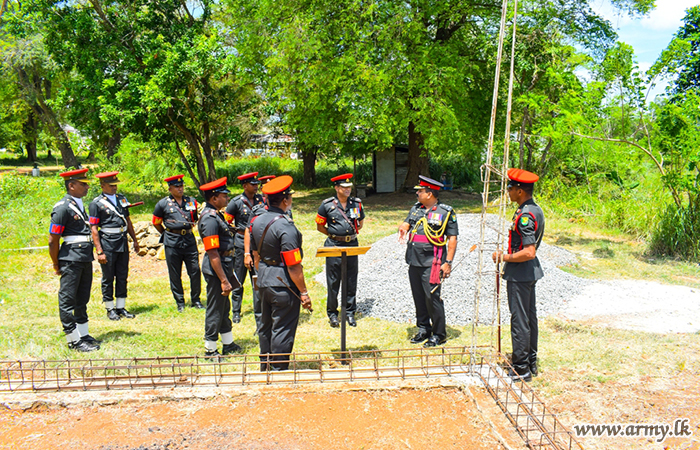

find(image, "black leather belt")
[262,257,285,266]
[166,228,192,236]
[329,234,357,243]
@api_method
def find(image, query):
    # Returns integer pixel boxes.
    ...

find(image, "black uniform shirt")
[198,203,235,277]
[316,196,365,245]
[152,195,199,248]
[225,193,264,247]
[88,193,131,253]
[49,194,94,262]
[403,201,459,267]
[250,206,303,289]
[503,198,545,282]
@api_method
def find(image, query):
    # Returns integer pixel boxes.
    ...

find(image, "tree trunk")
[174,140,201,187]
[403,121,429,189]
[23,112,38,162]
[301,145,317,187]
[172,119,208,185]
[106,129,121,159]
[198,122,218,182]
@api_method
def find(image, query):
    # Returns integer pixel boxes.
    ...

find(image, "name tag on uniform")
[186,201,196,211]
[119,198,129,207]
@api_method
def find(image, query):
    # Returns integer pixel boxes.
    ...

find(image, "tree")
[28,0,261,185]
[0,33,78,167]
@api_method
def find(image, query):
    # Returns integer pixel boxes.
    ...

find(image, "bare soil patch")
[0,383,524,450]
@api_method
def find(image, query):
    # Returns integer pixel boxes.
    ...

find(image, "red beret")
[59,168,89,182]
[237,172,260,184]
[262,175,294,195]
[164,174,185,185]
[507,168,539,184]
[258,175,276,183]
[95,171,122,184]
[199,177,230,193]
[331,173,353,186]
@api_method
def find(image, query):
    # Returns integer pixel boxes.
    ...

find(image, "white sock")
[105,301,115,310]
[204,340,218,351]
[116,298,126,309]
[77,322,89,337]
[221,332,234,345]
[65,329,80,344]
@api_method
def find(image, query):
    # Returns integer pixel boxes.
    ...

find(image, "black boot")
[116,308,135,319]
[222,342,241,355]
[107,309,120,321]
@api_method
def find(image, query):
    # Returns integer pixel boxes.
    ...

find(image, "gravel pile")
[315,213,589,326]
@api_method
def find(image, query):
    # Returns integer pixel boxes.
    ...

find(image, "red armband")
[315,214,327,226]
[223,212,233,224]
[152,215,163,226]
[281,248,302,266]
[49,223,65,235]
[89,216,100,225]
[203,235,220,250]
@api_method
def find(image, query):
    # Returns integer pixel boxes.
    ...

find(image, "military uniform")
[49,168,98,351]
[153,180,202,310]
[224,173,264,322]
[250,175,307,371]
[316,193,365,322]
[89,180,134,318]
[503,193,545,377]
[198,177,241,356]
[404,199,458,343]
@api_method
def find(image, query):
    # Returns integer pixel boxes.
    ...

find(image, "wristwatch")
[445,260,453,265]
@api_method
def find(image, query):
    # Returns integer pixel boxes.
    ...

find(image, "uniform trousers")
[258,286,301,371]
[507,280,538,374]
[408,265,446,340]
[231,244,259,326]
[100,250,129,303]
[165,244,201,306]
[203,267,233,342]
[325,247,358,317]
[58,261,92,334]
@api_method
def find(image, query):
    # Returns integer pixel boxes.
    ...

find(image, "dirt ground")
[0,382,525,450]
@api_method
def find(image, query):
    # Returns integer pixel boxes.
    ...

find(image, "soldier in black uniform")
[89,171,140,321]
[398,175,458,347]
[153,175,203,312]
[250,175,312,371]
[492,169,545,382]
[224,172,264,324]
[198,177,242,357]
[48,168,100,352]
[315,173,365,327]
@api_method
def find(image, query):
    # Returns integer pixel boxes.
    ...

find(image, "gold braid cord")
[411,217,448,246]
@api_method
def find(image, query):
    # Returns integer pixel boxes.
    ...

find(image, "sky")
[590,0,699,99]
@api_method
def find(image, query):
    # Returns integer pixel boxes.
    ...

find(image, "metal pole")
[340,251,348,358]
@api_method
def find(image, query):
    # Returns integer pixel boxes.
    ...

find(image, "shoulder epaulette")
[53,200,65,209]
[323,197,335,204]
[440,203,453,212]
[413,201,422,208]
[353,197,362,203]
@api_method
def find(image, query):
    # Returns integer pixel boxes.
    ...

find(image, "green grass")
[1,170,699,393]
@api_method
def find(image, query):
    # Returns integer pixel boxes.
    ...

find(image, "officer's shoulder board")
[439,203,453,212]
[322,197,335,204]
[413,201,422,208]
[53,200,66,209]
[284,214,294,224]
[352,197,362,203]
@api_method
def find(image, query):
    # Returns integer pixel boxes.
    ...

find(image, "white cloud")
[639,0,697,31]
[591,0,696,31]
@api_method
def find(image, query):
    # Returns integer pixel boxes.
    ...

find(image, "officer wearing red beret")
[492,169,545,382]
[89,172,139,321]
[152,175,203,312]
[315,173,365,327]
[198,177,242,357]
[48,168,100,352]
[398,175,459,347]
[250,175,312,370]
[224,172,264,325]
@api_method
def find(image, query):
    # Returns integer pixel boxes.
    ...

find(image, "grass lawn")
[1,183,698,386]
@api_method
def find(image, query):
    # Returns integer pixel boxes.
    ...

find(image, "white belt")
[101,226,127,234]
[63,235,93,244]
